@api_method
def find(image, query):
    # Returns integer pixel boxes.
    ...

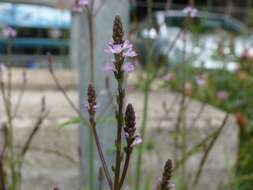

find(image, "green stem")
[114,75,124,190]
[87,12,95,190]
[88,13,95,84]
[134,79,151,190]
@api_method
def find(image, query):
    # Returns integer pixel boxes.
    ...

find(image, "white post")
[70,0,129,188]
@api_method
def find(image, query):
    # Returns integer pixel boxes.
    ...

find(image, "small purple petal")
[123,48,137,57]
[183,6,198,18]
[168,183,175,189]
[0,63,6,74]
[122,40,133,50]
[103,63,115,72]
[78,0,88,6]
[123,62,134,73]
[92,105,97,112]
[217,90,229,100]
[84,101,97,112]
[105,43,123,54]
[2,27,17,38]
[73,5,83,13]
[162,73,173,81]
[131,133,142,147]
[104,40,136,57]
[124,132,129,139]
[195,75,206,87]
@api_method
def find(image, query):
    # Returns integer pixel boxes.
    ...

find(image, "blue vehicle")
[0,3,71,56]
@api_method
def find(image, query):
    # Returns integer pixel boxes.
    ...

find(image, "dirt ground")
[0,69,238,190]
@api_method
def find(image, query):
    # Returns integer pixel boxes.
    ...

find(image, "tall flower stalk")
[86,15,144,190]
[73,1,96,188]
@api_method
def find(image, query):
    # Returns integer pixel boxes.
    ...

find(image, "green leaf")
[57,117,81,129]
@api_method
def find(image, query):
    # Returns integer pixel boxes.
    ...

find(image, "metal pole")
[73,0,129,188]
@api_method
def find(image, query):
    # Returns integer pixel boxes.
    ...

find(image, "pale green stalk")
[87,9,95,190]
[134,1,153,187]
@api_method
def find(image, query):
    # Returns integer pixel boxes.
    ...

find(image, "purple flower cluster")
[183,6,198,18]
[0,63,6,73]
[195,74,206,87]
[0,63,6,80]
[2,27,17,38]
[131,133,142,147]
[73,0,88,13]
[104,40,137,73]
[217,90,229,101]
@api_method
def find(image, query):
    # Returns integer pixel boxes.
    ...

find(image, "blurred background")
[1,0,253,69]
[1,1,253,190]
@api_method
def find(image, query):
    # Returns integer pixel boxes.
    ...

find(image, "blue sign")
[0,3,71,28]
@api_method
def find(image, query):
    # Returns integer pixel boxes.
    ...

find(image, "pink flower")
[84,102,97,112]
[105,40,137,57]
[72,0,88,13]
[183,6,198,18]
[123,62,134,73]
[123,48,137,57]
[104,62,134,73]
[124,132,129,139]
[78,0,88,6]
[73,5,82,13]
[0,63,6,73]
[2,27,17,38]
[162,72,174,81]
[180,30,188,42]
[217,90,229,100]
[240,47,251,60]
[195,74,206,87]
[131,133,142,147]
[105,43,124,54]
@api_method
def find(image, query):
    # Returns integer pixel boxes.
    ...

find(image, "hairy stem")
[114,75,124,190]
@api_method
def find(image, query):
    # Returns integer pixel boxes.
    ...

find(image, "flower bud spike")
[112,16,124,44]
[160,159,174,190]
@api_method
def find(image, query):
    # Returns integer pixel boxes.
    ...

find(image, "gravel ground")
[0,69,238,190]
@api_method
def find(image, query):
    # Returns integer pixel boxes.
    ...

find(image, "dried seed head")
[161,159,173,190]
[124,104,136,138]
[112,15,124,44]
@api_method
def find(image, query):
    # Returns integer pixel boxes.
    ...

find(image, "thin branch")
[47,54,89,126]
[193,113,229,187]
[119,149,132,189]
[13,80,27,118]
[173,114,229,171]
[15,145,78,166]
[47,54,80,115]
[0,157,6,190]
[92,125,113,190]
[20,98,48,157]
[188,101,206,130]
